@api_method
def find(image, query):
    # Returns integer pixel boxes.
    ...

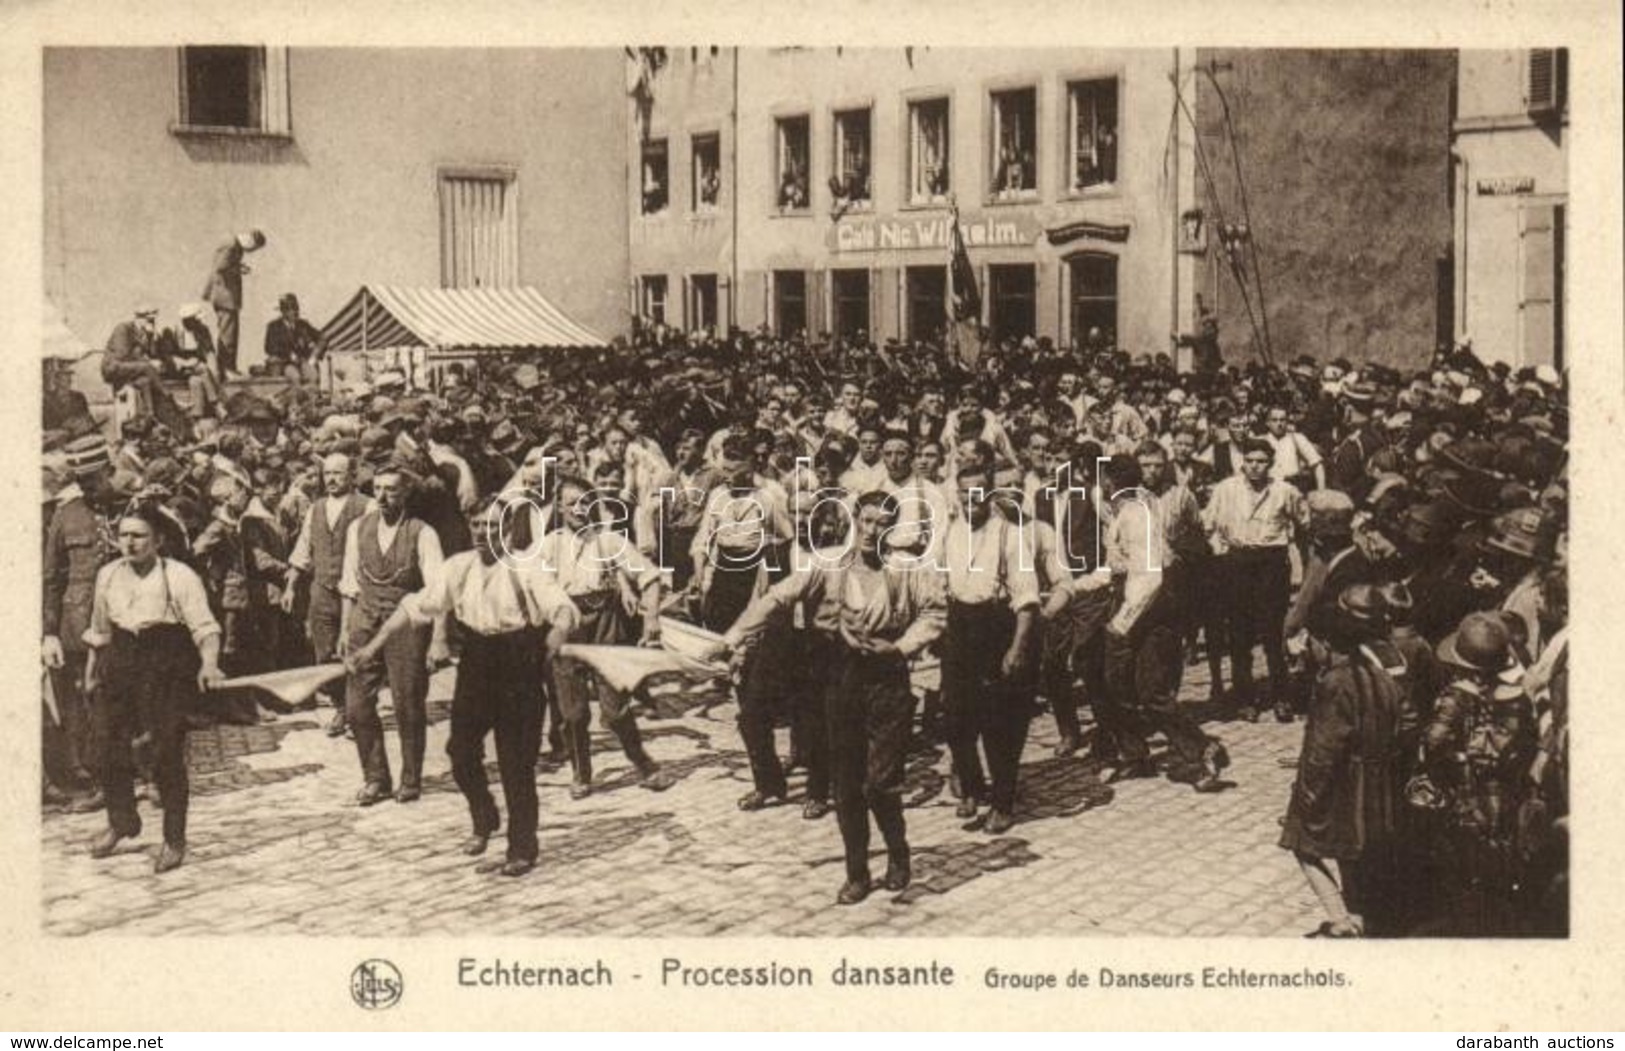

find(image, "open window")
[990,87,1037,199]
[175,46,290,136]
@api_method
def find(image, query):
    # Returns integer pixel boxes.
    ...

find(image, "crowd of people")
[42,310,1569,934]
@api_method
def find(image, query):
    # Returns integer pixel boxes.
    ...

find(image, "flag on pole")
[945,200,982,368]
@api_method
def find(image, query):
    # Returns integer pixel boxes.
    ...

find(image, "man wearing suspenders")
[940,463,1041,834]
[349,498,578,877]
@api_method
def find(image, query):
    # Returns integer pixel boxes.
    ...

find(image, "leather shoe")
[394,786,421,804]
[90,827,135,859]
[639,766,676,792]
[801,798,831,821]
[355,783,391,807]
[1273,698,1296,723]
[569,781,593,800]
[835,877,872,905]
[1053,734,1081,759]
[1233,704,1260,723]
[154,842,186,874]
[65,789,106,814]
[737,789,785,811]
[984,809,1015,834]
[881,857,911,891]
[500,858,536,878]
[1103,758,1157,784]
[325,715,348,738]
[461,834,491,857]
[955,796,979,819]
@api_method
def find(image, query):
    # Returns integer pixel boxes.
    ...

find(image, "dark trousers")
[942,601,1034,814]
[828,647,914,883]
[215,309,239,374]
[447,623,545,863]
[1225,547,1292,703]
[553,595,651,785]
[1187,554,1230,695]
[45,651,95,788]
[794,632,835,802]
[736,618,798,797]
[1099,565,1210,770]
[1041,586,1112,743]
[346,614,431,792]
[95,626,196,847]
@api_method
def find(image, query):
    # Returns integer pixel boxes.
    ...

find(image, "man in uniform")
[43,435,117,808]
[340,465,444,805]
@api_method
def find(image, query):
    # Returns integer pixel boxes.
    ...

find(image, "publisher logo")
[351,959,403,1010]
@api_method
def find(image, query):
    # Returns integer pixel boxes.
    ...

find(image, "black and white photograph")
[27,41,1580,947]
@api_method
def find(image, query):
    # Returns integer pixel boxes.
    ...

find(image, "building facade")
[1450,49,1568,369]
[44,48,629,368]
[627,47,1203,356]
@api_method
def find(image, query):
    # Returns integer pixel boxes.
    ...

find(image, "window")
[905,266,947,343]
[990,87,1037,198]
[689,274,718,332]
[1525,48,1568,118]
[641,139,669,215]
[1068,78,1119,192]
[832,109,872,205]
[908,98,951,204]
[439,172,517,289]
[175,46,290,135]
[641,275,669,327]
[988,264,1036,344]
[831,270,870,342]
[1069,252,1118,349]
[776,116,811,210]
[691,134,721,212]
[773,270,807,337]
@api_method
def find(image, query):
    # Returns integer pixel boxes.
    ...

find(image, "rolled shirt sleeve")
[893,568,947,658]
[169,561,223,645]
[338,519,361,600]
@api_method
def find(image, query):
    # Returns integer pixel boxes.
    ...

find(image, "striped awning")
[320,285,609,352]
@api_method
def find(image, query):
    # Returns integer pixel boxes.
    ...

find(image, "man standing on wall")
[201,229,266,378]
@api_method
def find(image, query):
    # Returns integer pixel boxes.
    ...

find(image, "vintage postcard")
[1,0,1621,1033]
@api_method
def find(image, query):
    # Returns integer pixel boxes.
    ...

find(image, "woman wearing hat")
[1419,611,1537,935]
[1279,584,1405,938]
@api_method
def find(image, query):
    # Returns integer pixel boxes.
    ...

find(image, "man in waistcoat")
[339,465,444,805]
[284,453,371,735]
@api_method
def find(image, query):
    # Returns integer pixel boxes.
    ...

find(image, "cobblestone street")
[41,660,1322,938]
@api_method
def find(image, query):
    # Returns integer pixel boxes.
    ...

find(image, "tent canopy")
[320,285,609,353]
[43,298,93,361]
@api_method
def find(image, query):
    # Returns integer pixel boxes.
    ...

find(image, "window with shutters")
[990,87,1038,200]
[1525,48,1568,119]
[641,139,670,215]
[689,274,718,331]
[1069,252,1118,348]
[773,270,808,337]
[641,275,669,326]
[908,98,951,204]
[174,46,291,136]
[1519,203,1558,367]
[831,269,871,342]
[832,109,872,206]
[691,134,721,213]
[988,264,1036,344]
[906,266,947,343]
[1068,78,1119,192]
[776,116,811,211]
[438,170,518,289]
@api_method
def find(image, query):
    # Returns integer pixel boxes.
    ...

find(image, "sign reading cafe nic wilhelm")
[829,211,1043,254]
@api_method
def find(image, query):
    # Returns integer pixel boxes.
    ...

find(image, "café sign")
[1476,176,1535,196]
[830,212,1041,254]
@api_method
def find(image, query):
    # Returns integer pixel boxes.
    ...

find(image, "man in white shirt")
[348,497,578,877]
[282,453,372,734]
[839,423,886,495]
[339,467,445,805]
[1262,405,1325,492]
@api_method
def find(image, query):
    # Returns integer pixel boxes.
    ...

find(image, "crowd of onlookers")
[43,314,1568,931]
